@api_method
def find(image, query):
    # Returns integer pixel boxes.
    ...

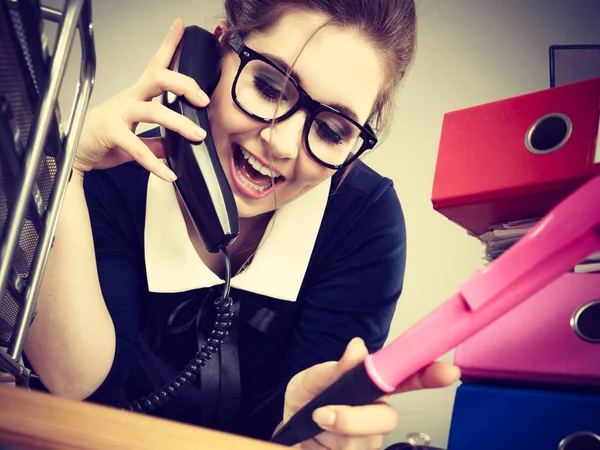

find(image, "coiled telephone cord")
[117,246,233,413]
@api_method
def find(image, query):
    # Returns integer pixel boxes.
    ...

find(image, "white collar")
[144,173,331,301]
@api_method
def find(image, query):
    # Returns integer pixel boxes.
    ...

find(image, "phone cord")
[116,246,233,413]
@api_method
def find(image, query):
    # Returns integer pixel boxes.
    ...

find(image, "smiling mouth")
[230,145,284,199]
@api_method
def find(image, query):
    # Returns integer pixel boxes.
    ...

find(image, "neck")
[176,191,273,278]
[229,212,274,266]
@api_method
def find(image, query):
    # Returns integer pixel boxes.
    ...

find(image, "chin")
[232,192,278,219]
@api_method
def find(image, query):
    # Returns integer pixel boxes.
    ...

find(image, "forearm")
[24,170,116,400]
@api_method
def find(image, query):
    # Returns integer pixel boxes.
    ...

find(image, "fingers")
[77,18,213,176]
[134,67,211,107]
[335,337,369,376]
[149,17,185,70]
[140,18,211,105]
[312,431,383,450]
[112,98,208,181]
[154,69,211,105]
[295,438,329,449]
[394,361,461,394]
[298,338,368,400]
[313,402,397,436]
[113,131,176,182]
[133,18,211,107]
[284,338,368,421]
[295,361,338,399]
[285,344,459,450]
[125,101,206,143]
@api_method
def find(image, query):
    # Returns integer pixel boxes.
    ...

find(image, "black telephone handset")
[161,26,239,253]
[117,27,240,415]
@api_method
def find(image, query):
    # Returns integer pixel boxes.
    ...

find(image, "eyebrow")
[262,52,362,124]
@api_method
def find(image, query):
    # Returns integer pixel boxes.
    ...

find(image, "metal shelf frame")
[0,0,96,385]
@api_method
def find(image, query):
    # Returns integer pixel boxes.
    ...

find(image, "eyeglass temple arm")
[228,32,244,54]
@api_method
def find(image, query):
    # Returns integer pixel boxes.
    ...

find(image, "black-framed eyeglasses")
[227,34,378,170]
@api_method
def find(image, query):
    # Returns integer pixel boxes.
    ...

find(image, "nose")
[259,110,307,160]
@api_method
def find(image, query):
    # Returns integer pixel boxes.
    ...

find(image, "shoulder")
[333,159,394,197]
[321,160,405,240]
[306,160,407,289]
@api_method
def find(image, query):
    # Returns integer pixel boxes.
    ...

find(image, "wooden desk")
[0,385,285,449]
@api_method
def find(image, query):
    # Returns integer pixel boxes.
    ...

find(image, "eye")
[253,75,287,102]
[315,119,346,145]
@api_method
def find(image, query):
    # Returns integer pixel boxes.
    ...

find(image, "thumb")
[336,337,369,376]
[290,338,369,401]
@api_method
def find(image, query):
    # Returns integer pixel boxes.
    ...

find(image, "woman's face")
[209,9,385,218]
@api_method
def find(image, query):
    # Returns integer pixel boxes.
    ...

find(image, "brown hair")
[221,0,417,141]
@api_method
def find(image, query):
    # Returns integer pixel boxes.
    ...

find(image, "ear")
[213,20,229,43]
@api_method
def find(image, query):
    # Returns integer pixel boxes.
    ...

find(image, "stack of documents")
[471,218,600,273]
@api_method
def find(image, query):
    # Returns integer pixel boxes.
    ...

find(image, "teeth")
[241,147,279,180]
[235,166,272,192]
[258,166,272,177]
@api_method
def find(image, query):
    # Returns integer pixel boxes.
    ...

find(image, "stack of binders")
[431,77,600,450]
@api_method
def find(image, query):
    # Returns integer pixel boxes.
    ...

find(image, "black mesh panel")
[0,0,59,349]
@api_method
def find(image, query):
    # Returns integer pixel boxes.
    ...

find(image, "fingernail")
[170,17,180,31]
[163,166,178,182]
[450,366,462,379]
[313,408,336,428]
[193,127,206,141]
[197,89,210,104]
[347,337,365,353]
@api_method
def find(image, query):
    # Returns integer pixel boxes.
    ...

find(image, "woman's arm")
[24,18,208,400]
[24,171,116,399]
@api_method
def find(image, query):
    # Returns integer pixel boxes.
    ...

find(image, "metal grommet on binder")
[524,112,572,155]
[406,432,431,448]
[558,431,600,450]
[571,300,600,344]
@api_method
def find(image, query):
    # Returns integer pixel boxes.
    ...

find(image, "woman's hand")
[74,17,210,182]
[280,338,461,450]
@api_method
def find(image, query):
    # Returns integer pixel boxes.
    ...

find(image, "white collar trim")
[144,174,331,301]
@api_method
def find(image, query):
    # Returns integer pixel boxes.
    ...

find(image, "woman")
[25,0,460,448]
